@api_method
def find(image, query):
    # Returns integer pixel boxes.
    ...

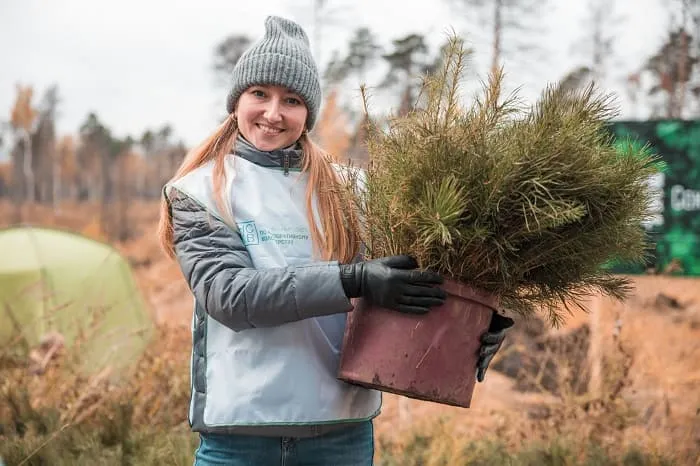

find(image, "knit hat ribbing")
[225,16,322,130]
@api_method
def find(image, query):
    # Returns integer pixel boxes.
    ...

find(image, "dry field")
[2,200,699,464]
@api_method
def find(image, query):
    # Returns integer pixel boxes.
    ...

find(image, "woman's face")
[235,85,308,151]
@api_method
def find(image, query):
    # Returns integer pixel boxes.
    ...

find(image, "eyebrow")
[252,85,300,96]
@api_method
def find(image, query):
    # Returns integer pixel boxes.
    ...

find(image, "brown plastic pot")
[337,279,498,408]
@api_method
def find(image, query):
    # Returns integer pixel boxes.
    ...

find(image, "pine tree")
[343,27,383,86]
[359,36,657,324]
[381,34,431,115]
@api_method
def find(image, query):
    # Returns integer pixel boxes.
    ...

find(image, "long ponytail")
[299,133,361,263]
[158,114,238,258]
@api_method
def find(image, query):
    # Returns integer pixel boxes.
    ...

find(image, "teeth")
[258,124,283,134]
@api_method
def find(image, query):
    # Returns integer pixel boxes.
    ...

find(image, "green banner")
[609,120,700,275]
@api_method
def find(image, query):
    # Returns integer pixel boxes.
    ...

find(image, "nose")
[263,97,283,124]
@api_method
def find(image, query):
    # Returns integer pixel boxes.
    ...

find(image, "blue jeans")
[194,421,374,466]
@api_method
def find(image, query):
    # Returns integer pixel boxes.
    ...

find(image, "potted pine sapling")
[337,36,658,408]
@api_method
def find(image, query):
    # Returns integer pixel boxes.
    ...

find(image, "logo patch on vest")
[237,221,260,246]
[237,221,310,247]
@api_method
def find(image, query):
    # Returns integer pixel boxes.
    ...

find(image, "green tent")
[0,226,152,373]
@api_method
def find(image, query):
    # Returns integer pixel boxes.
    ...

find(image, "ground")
[2,200,699,459]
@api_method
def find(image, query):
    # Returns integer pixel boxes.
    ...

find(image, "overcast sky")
[0,0,673,150]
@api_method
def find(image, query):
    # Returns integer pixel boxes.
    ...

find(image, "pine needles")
[359,35,658,325]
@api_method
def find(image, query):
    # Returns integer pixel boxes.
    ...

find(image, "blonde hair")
[157,114,361,263]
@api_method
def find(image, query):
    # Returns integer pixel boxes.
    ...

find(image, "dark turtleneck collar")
[234,135,303,171]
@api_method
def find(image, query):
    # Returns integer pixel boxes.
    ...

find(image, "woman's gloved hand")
[339,255,446,314]
[476,312,514,382]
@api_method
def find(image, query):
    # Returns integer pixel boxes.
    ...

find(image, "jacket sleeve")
[168,189,354,331]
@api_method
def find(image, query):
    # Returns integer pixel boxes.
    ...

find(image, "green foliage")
[359,35,658,324]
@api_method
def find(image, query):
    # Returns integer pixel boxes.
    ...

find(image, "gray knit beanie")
[225,16,322,130]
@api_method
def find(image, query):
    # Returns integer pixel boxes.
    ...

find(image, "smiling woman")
[153,14,503,466]
[235,85,308,151]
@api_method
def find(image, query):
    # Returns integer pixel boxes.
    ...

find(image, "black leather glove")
[476,312,514,382]
[339,255,447,314]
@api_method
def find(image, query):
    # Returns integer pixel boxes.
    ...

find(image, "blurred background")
[1,0,699,465]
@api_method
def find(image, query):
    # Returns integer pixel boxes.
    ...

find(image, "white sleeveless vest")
[168,154,381,429]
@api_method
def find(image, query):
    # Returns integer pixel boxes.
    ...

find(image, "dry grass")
[1,200,699,464]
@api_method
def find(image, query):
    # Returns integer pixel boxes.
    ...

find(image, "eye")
[285,97,302,106]
[251,89,266,98]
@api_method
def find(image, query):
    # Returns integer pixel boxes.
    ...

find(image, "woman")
[158,15,511,466]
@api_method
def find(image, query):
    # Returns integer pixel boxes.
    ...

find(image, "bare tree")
[9,84,38,203]
[154,124,174,195]
[671,0,700,116]
[311,0,328,62]
[587,0,617,83]
[631,0,700,118]
[642,29,698,118]
[55,135,76,204]
[286,0,353,67]
[139,129,155,198]
[137,125,181,199]
[79,112,111,204]
[0,121,11,195]
[34,85,60,205]
[113,136,134,241]
[308,0,352,64]
[449,0,547,76]
[556,0,622,96]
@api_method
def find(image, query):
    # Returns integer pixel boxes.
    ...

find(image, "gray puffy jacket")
[169,190,354,332]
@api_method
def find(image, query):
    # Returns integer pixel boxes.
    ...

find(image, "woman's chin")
[249,134,287,152]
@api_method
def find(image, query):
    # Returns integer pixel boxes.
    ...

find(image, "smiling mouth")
[256,123,284,135]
